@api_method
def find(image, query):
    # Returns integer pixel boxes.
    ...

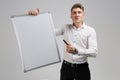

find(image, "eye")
[72,12,76,15]
[78,11,81,14]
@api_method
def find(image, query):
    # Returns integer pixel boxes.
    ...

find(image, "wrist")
[73,48,78,54]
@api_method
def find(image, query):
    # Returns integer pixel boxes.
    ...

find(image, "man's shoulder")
[84,24,95,31]
[59,24,72,31]
[65,24,73,27]
[63,24,73,29]
[84,24,96,35]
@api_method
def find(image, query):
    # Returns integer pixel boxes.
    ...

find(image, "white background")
[0,0,120,80]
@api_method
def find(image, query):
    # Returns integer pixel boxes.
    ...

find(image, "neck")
[73,21,83,28]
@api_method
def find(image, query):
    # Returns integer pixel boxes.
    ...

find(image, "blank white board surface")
[11,12,61,72]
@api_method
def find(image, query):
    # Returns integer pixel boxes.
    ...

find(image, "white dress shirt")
[55,23,98,64]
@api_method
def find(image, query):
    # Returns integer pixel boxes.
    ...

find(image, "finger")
[32,10,35,14]
[66,45,70,47]
[67,45,72,49]
[28,10,32,15]
[66,47,72,52]
[32,11,36,15]
[35,11,39,16]
[37,8,40,13]
[34,12,37,16]
[29,10,33,15]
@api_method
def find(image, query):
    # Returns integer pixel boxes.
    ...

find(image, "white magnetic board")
[11,12,61,72]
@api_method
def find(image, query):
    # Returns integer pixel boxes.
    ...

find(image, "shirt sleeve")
[78,29,98,57]
[54,25,65,36]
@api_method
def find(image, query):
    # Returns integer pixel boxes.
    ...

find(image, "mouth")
[75,18,79,20]
[75,16,80,19]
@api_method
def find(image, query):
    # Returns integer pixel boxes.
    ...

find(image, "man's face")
[71,8,84,24]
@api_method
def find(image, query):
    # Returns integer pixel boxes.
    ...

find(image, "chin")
[74,21,81,23]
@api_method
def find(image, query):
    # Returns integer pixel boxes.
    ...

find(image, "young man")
[28,3,98,80]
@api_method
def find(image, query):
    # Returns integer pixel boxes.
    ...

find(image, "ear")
[83,12,85,17]
[70,13,72,19]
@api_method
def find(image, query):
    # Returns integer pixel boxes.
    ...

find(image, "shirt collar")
[72,23,85,30]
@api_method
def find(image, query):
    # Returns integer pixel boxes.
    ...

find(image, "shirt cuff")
[77,48,85,55]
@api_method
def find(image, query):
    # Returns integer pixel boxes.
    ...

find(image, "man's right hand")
[28,8,40,16]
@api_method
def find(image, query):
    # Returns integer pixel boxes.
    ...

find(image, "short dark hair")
[71,3,84,12]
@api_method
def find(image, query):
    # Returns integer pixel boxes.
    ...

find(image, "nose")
[75,12,79,16]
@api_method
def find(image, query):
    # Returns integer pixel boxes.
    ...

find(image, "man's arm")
[77,28,98,57]
[54,27,65,36]
[66,28,98,57]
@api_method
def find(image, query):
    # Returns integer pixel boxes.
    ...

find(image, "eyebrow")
[72,11,82,13]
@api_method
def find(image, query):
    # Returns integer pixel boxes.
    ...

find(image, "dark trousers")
[60,60,91,80]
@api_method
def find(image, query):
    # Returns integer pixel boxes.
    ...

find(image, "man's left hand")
[66,44,76,53]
